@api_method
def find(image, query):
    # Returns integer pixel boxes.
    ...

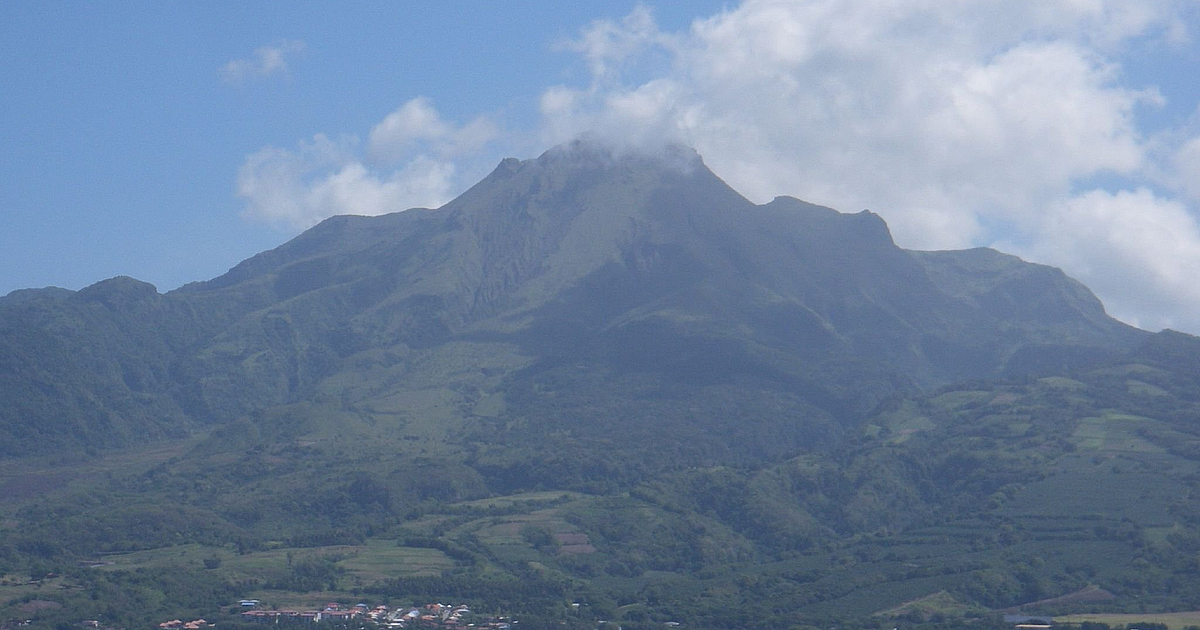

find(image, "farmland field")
[1056,611,1200,629]
[95,540,455,585]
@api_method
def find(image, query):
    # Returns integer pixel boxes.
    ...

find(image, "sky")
[4,1,1200,334]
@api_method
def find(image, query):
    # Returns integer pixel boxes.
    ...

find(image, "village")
[170,601,514,630]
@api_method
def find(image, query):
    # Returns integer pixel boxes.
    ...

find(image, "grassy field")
[95,540,455,584]
[453,490,585,509]
[875,590,984,618]
[238,589,365,611]
[337,540,455,581]
[0,574,75,607]
[1055,612,1200,629]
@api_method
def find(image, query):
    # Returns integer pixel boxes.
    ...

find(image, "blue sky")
[0,2,718,294]
[4,1,1200,333]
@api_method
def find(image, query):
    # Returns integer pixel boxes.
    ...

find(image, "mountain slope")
[0,141,1144,460]
[6,141,1200,630]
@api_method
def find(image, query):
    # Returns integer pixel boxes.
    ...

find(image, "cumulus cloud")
[561,5,672,84]
[222,40,305,83]
[541,2,1170,243]
[1011,188,1200,331]
[367,97,498,163]
[236,133,456,229]
[236,98,498,229]
[1170,133,1200,203]
[234,1,1200,331]
[530,0,1200,331]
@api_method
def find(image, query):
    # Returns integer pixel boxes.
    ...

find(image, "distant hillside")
[0,141,1143,459]
[5,140,1198,630]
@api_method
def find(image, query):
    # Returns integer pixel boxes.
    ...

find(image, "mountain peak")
[74,276,159,309]
[535,137,704,172]
[471,139,715,197]
[0,136,1159,469]
[454,138,747,227]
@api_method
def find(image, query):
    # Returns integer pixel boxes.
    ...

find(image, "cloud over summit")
[235,0,1200,333]
[534,0,1200,333]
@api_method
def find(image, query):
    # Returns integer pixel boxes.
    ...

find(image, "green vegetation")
[1,144,1198,629]
[6,337,1200,629]
[1055,612,1200,630]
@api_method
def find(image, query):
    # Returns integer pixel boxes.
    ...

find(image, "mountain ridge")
[7,141,1200,630]
[0,141,1149,458]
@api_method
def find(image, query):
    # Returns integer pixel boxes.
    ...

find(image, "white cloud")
[530,0,1200,331]
[221,40,305,84]
[236,133,456,229]
[1169,133,1200,202]
[367,98,452,160]
[233,2,1200,332]
[541,3,1166,243]
[562,5,671,84]
[1012,188,1200,331]
[367,97,498,163]
[236,99,500,230]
